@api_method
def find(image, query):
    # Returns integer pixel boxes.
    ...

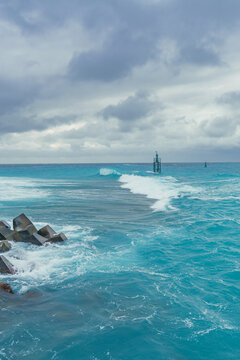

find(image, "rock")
[0,255,14,274]
[0,220,11,229]
[0,282,14,294]
[13,224,38,242]
[0,240,12,253]
[13,213,36,232]
[0,228,15,240]
[38,225,56,239]
[46,232,68,243]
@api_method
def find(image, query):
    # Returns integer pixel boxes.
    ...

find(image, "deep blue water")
[0,163,240,360]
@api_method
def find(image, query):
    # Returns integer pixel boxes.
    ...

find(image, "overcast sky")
[0,0,240,163]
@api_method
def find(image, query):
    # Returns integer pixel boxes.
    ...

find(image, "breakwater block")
[0,241,12,253]
[47,232,68,243]
[0,255,15,274]
[38,225,56,239]
[0,228,15,240]
[13,213,35,232]
[0,220,11,229]
[0,282,14,294]
[29,233,46,246]
[13,224,38,242]
[10,213,67,246]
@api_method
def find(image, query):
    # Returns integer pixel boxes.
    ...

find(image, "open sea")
[0,163,240,360]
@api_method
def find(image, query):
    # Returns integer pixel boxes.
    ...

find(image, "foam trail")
[0,177,48,201]
[119,174,199,211]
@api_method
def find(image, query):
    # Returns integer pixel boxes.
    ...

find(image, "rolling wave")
[99,168,121,176]
[119,174,200,211]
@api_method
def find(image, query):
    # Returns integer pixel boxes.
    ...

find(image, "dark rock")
[0,282,14,294]
[38,225,56,239]
[0,220,11,229]
[0,228,15,240]
[46,232,68,243]
[0,255,14,274]
[0,240,12,253]
[13,213,36,232]
[13,224,38,242]
[28,233,46,246]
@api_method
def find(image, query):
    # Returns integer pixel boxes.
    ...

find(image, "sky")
[0,0,240,163]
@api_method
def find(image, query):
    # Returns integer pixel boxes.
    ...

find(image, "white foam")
[0,177,48,201]
[99,168,120,176]
[0,225,98,293]
[119,174,199,211]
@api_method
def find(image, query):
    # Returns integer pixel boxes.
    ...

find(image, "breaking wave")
[99,168,121,176]
[119,174,200,211]
[3,224,98,293]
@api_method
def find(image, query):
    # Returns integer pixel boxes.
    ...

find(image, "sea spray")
[5,224,98,293]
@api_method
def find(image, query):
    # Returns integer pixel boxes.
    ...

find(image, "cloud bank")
[0,0,240,162]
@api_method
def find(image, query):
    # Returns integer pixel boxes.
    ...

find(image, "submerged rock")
[38,225,56,239]
[0,255,15,274]
[47,232,68,243]
[0,240,12,253]
[0,220,11,229]
[0,228,15,240]
[13,213,36,232]
[0,282,14,294]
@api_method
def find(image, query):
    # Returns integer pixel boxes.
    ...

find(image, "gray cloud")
[0,115,76,134]
[217,91,240,105]
[101,92,155,121]
[67,0,240,82]
[68,29,156,82]
[178,45,220,66]
[0,0,240,160]
[0,78,39,116]
[201,117,238,138]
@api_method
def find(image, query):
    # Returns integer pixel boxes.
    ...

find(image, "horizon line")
[0,161,239,166]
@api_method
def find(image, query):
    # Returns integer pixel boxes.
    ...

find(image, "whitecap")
[0,225,98,293]
[99,168,121,176]
[119,174,200,211]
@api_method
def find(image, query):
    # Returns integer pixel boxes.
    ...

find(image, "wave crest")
[119,174,199,211]
[99,168,121,176]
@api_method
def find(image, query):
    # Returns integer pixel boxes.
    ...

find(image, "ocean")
[0,163,239,360]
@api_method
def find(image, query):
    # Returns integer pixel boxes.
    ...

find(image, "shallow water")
[0,163,240,359]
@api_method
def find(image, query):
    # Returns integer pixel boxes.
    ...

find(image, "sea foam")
[119,174,199,211]
[4,224,98,293]
[0,177,48,201]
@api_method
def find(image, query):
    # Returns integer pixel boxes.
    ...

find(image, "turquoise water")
[0,163,240,360]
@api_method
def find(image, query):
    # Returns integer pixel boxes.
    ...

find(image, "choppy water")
[0,163,240,360]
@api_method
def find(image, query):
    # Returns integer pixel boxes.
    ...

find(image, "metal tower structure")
[153,151,161,173]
